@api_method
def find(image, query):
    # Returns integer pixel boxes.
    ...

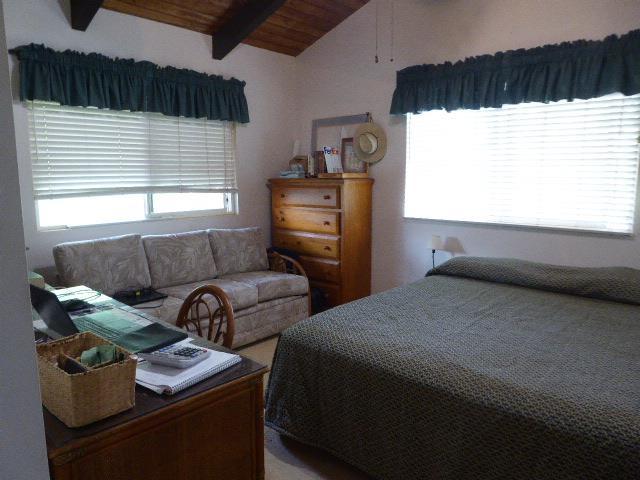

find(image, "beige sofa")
[53,227,309,347]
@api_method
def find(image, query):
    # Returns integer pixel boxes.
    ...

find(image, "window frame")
[34,191,238,231]
[403,205,637,238]
[145,192,237,220]
[27,100,241,231]
[403,95,640,237]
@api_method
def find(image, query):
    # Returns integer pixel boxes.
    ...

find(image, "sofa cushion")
[223,271,309,303]
[157,278,258,311]
[207,227,269,276]
[231,296,309,348]
[135,296,184,326]
[53,234,151,296]
[143,231,217,289]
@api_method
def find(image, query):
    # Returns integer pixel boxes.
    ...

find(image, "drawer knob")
[280,193,286,198]
[280,217,285,222]
[323,221,330,226]
[323,195,331,200]
[296,241,302,245]
[324,246,331,251]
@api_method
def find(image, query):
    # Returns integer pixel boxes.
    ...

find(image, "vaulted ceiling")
[99,0,370,57]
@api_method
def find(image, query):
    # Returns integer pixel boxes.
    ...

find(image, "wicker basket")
[36,332,136,427]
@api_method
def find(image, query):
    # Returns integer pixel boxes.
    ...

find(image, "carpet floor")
[238,337,371,480]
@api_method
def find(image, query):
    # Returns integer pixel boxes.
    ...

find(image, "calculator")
[138,344,211,369]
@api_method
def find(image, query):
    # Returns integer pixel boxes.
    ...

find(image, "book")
[135,340,241,395]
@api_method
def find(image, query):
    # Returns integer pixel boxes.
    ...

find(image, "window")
[405,93,640,234]
[28,102,238,228]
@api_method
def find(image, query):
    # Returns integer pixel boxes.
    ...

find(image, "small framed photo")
[341,137,368,174]
[289,155,309,175]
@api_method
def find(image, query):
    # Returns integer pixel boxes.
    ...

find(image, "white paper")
[135,343,241,394]
[324,153,343,173]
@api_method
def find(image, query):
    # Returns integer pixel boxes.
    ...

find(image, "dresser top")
[268,177,374,186]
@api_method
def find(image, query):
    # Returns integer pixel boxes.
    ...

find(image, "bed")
[265,257,640,479]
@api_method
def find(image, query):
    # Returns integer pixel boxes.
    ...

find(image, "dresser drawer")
[299,257,340,283]
[272,208,340,235]
[273,186,340,209]
[273,231,339,259]
[310,280,341,308]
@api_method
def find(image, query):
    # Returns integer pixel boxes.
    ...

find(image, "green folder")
[114,323,187,353]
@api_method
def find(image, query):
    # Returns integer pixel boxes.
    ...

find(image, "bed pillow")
[429,256,640,305]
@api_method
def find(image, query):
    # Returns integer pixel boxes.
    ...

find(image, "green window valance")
[390,29,640,115]
[10,44,250,123]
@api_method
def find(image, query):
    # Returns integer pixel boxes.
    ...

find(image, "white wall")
[5,0,640,287]
[1,1,638,475]
[294,0,640,293]
[0,0,49,477]
[4,0,297,269]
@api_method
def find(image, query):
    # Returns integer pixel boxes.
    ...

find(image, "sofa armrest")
[268,252,311,315]
[268,252,308,278]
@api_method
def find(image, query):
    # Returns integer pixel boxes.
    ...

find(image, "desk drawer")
[299,257,340,283]
[273,187,340,209]
[272,208,340,235]
[273,231,339,259]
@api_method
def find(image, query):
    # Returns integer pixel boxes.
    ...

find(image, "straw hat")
[353,121,387,164]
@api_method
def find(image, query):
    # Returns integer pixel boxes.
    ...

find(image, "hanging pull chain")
[375,0,379,63]
[390,0,395,63]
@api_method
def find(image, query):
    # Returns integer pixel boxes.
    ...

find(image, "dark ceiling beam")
[212,0,286,60]
[70,0,104,31]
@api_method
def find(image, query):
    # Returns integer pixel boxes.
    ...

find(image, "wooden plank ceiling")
[102,0,370,57]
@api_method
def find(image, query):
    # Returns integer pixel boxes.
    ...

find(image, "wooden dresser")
[268,177,373,308]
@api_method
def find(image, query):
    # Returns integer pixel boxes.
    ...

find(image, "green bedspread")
[265,257,640,479]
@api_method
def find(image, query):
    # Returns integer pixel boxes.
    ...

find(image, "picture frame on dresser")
[341,137,368,174]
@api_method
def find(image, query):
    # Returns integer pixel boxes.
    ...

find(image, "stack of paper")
[136,341,241,395]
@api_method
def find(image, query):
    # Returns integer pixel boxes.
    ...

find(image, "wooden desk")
[39,289,268,480]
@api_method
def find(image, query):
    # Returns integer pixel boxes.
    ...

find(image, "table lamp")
[430,235,444,269]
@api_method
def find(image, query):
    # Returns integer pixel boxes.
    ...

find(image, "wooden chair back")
[176,285,235,348]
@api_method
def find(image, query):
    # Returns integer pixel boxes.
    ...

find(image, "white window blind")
[405,93,640,234]
[28,101,237,199]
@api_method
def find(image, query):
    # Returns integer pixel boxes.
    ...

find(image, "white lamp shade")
[430,235,444,250]
[442,237,466,254]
